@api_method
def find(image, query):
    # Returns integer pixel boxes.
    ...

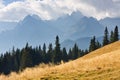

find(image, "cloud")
[0,1,29,22]
[0,0,120,21]
[0,0,5,8]
[79,0,120,19]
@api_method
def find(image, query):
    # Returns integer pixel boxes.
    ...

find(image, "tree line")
[0,36,88,75]
[89,26,119,52]
[0,26,119,75]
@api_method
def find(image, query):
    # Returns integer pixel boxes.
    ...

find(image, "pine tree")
[47,43,53,63]
[72,43,79,59]
[42,43,46,63]
[2,52,13,74]
[15,48,21,70]
[20,43,33,70]
[32,47,42,65]
[68,48,72,60]
[103,27,109,46]
[96,40,101,49]
[89,36,96,52]
[110,30,114,43]
[113,26,119,41]
[54,36,62,63]
[62,47,68,62]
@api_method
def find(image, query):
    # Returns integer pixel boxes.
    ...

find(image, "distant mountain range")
[99,17,120,31]
[0,11,120,53]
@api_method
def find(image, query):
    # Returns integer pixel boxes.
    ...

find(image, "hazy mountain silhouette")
[0,11,118,53]
[100,17,120,31]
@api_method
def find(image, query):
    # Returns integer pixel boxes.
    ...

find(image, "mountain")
[69,17,104,39]
[1,41,120,80]
[49,11,84,32]
[48,11,84,39]
[0,15,62,52]
[99,17,120,31]
[49,12,104,40]
[0,11,106,53]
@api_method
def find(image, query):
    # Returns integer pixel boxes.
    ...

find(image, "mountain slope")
[1,41,120,80]
[0,15,62,52]
[70,17,104,39]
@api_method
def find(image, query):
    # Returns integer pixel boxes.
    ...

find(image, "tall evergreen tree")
[32,47,42,65]
[62,47,68,62]
[68,48,72,60]
[20,43,33,70]
[47,43,53,63]
[72,43,79,59]
[2,52,14,74]
[110,30,114,43]
[42,43,46,62]
[89,36,96,52]
[96,40,101,49]
[103,27,109,46]
[113,26,119,41]
[54,36,62,63]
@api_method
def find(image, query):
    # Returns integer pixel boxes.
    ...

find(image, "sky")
[0,0,120,22]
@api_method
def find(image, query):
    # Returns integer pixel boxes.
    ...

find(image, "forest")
[0,26,119,75]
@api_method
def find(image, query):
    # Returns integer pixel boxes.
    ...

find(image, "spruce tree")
[110,31,114,43]
[20,43,33,70]
[103,27,109,46]
[15,48,21,70]
[113,26,119,41]
[96,40,101,49]
[89,36,96,52]
[62,47,68,62]
[47,43,53,63]
[54,36,62,63]
[42,43,46,63]
[32,47,42,65]
[68,48,72,60]
[72,43,79,59]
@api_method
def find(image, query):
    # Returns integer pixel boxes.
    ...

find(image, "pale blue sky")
[3,0,23,5]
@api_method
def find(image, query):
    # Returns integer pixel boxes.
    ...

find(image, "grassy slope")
[1,41,120,80]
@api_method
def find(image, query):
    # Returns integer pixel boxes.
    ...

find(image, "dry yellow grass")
[1,41,120,80]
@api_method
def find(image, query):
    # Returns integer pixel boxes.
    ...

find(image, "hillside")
[1,41,120,80]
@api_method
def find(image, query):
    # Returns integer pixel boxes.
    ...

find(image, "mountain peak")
[31,14,41,20]
[20,14,44,25]
[23,14,41,21]
[70,11,83,18]
[56,11,84,21]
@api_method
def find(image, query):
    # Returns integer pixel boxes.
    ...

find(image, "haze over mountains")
[100,17,120,31]
[0,11,120,53]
